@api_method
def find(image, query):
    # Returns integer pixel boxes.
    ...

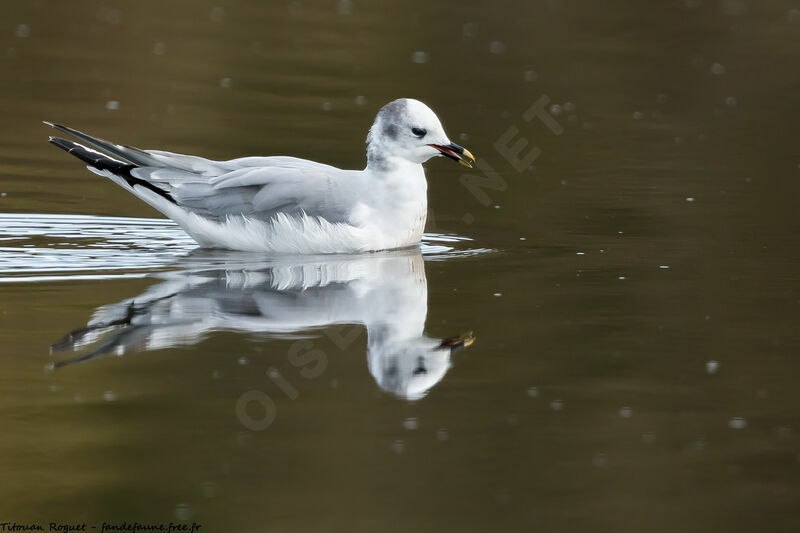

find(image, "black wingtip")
[49,136,75,153]
[47,136,177,204]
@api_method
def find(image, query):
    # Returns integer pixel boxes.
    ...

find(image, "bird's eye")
[412,356,427,376]
[411,127,426,137]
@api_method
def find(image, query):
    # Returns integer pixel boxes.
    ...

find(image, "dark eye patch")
[411,127,426,137]
[412,356,427,376]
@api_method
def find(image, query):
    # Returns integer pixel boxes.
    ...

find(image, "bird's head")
[366,98,475,169]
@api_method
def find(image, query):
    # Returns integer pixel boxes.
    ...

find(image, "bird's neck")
[366,143,415,173]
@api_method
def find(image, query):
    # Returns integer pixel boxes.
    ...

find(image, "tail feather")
[48,136,176,204]
[44,121,163,167]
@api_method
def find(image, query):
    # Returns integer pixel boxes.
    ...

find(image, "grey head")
[367,329,475,400]
[366,98,475,169]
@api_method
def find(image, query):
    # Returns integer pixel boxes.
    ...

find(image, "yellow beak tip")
[458,148,475,168]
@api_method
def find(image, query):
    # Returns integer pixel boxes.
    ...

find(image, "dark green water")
[2,1,800,531]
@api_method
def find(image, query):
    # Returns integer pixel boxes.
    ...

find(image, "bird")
[50,250,475,399]
[45,98,475,254]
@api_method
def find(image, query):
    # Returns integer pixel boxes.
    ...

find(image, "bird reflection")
[51,249,473,400]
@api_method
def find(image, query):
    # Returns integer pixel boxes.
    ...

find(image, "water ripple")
[0,214,490,282]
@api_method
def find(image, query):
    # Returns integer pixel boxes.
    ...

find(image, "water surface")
[2,1,800,532]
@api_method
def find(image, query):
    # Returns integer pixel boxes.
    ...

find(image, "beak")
[428,142,476,168]
[437,331,475,353]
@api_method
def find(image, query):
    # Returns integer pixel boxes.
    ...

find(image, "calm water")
[2,1,800,531]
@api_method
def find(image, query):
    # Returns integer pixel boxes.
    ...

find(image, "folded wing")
[46,122,360,224]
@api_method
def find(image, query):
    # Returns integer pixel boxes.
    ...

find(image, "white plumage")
[51,250,475,399]
[46,98,475,254]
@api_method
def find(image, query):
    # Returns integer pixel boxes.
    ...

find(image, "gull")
[50,250,475,400]
[45,98,475,253]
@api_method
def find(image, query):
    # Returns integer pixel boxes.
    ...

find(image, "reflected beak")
[428,142,476,168]
[437,331,475,352]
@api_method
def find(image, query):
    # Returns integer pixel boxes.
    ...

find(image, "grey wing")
[157,157,359,223]
[44,123,358,223]
[128,154,360,223]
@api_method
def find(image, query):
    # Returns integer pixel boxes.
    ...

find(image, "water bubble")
[211,370,222,380]
[354,95,366,106]
[659,265,670,269]
[592,453,608,468]
[686,197,695,202]
[494,491,511,505]
[219,77,233,89]
[618,276,626,280]
[549,104,563,116]
[710,62,726,75]
[411,51,429,64]
[527,387,539,398]
[174,503,193,521]
[49,384,60,393]
[337,0,354,15]
[201,481,217,498]
[550,400,563,411]
[523,70,538,82]
[209,7,225,22]
[436,428,449,441]
[489,41,506,54]
[493,292,502,297]
[706,360,719,374]
[725,96,737,107]
[720,0,746,15]
[102,9,122,24]
[619,406,633,418]
[105,100,120,111]
[391,440,405,453]
[238,356,248,366]
[576,251,584,255]
[152,42,166,56]
[729,417,747,429]
[321,101,332,112]
[563,102,576,112]
[103,390,116,402]
[632,111,644,120]
[462,22,478,38]
[402,418,418,430]
[15,24,30,38]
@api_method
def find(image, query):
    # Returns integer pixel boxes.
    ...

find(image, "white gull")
[45,98,475,253]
